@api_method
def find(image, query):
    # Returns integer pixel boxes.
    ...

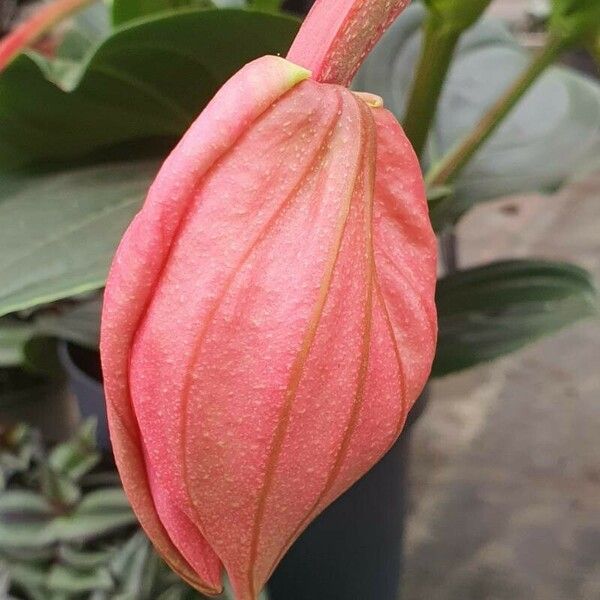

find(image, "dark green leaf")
[432,260,599,377]
[0,298,103,369]
[0,160,158,318]
[249,0,283,11]
[112,0,214,26]
[109,531,146,577]
[0,9,299,170]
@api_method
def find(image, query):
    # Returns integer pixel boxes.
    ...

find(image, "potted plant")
[0,419,269,599]
[0,1,598,599]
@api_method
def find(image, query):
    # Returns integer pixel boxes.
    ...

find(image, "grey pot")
[57,341,110,451]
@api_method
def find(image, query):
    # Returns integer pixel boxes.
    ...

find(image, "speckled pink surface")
[101,3,436,599]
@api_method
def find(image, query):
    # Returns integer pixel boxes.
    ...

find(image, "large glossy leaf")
[432,260,599,377]
[0,9,299,170]
[355,4,600,217]
[0,160,158,318]
[112,0,214,26]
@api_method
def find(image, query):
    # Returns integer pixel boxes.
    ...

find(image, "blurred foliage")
[0,420,261,600]
[0,161,159,320]
[549,0,600,44]
[0,5,299,170]
[355,3,600,224]
[433,260,599,376]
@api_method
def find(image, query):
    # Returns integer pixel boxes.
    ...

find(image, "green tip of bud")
[352,91,384,108]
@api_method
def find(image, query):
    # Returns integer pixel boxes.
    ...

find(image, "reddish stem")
[0,0,94,72]
[287,0,410,86]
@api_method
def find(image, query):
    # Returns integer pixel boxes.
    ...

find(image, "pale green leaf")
[0,160,158,318]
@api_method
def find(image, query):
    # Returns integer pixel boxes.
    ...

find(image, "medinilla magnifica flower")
[101,1,437,599]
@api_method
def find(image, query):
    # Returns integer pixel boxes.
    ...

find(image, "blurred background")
[401,3,600,600]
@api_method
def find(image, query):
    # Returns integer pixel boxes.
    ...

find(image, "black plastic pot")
[282,0,314,14]
[0,368,79,443]
[57,341,110,451]
[268,391,428,600]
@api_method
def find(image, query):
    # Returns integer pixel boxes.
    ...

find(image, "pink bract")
[101,2,436,599]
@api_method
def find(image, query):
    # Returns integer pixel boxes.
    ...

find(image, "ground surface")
[402,169,600,600]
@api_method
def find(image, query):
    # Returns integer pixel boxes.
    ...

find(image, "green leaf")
[76,487,132,513]
[432,260,599,377]
[0,519,55,549]
[355,5,600,222]
[116,536,152,596]
[249,0,283,11]
[0,9,299,170]
[56,1,112,63]
[0,424,38,491]
[0,320,35,367]
[423,0,492,31]
[0,297,103,369]
[112,0,214,26]
[2,561,48,592]
[0,491,54,522]
[0,160,158,318]
[155,587,190,600]
[34,296,103,350]
[109,531,147,580]
[53,488,135,542]
[58,545,114,570]
[39,462,82,508]
[550,0,600,44]
[48,418,100,482]
[47,563,114,593]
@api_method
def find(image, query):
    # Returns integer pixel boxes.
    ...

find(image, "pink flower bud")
[101,2,436,599]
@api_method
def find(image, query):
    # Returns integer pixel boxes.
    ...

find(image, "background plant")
[0,419,264,599]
